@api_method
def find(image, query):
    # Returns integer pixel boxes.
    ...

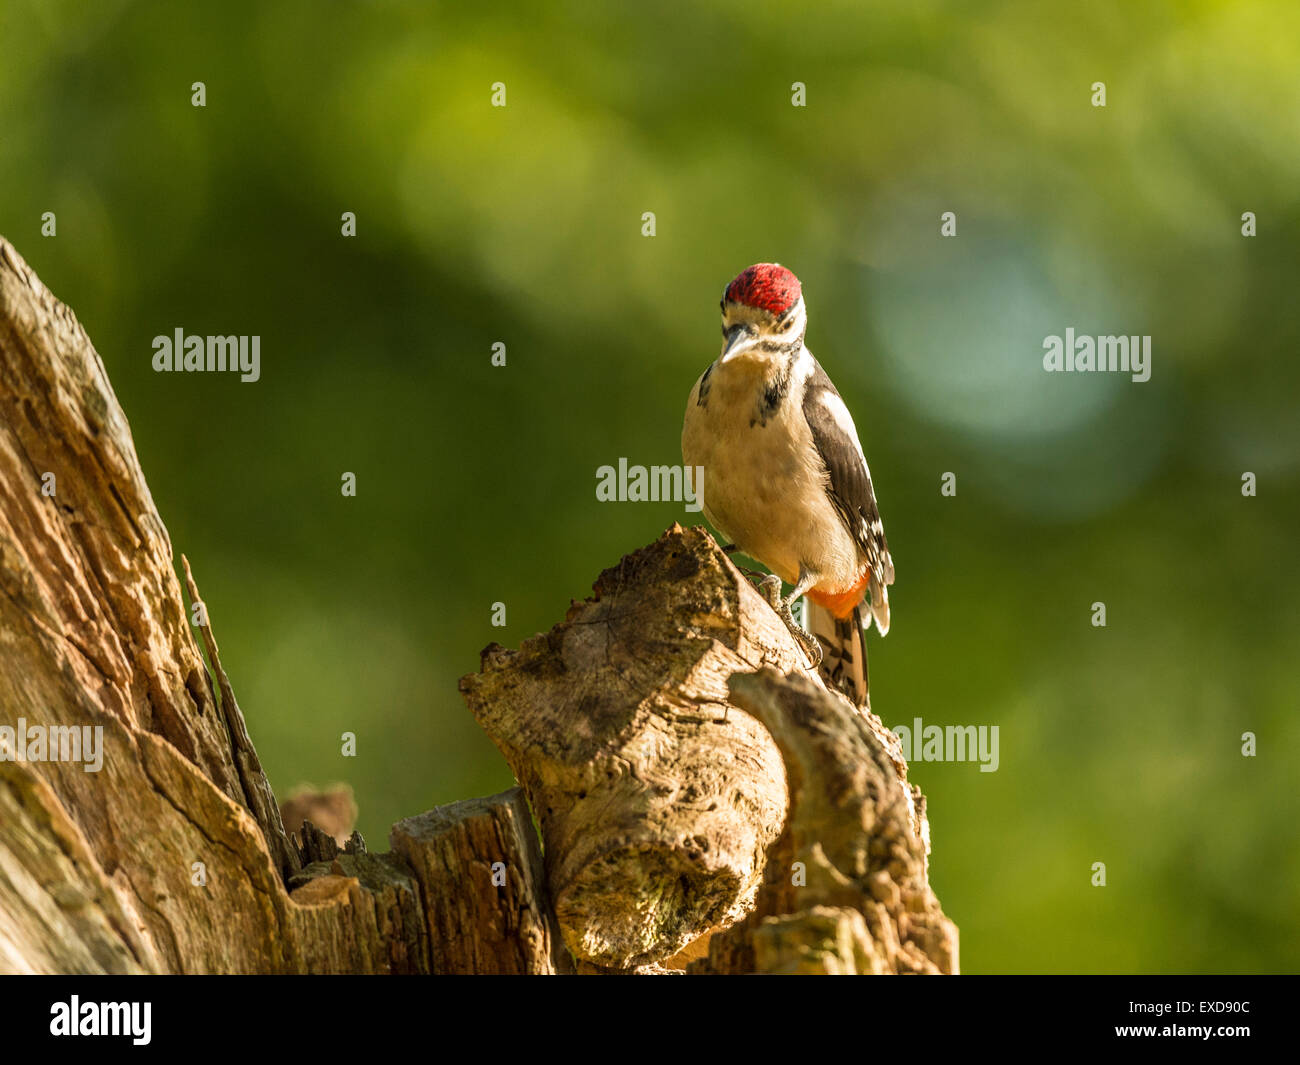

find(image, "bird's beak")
[720,323,758,362]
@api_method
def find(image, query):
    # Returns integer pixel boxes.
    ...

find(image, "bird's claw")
[758,574,783,610]
[757,575,823,668]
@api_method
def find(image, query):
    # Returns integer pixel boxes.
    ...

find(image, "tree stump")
[696,669,958,974]
[460,525,955,973]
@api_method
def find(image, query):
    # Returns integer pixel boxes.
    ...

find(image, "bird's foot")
[786,611,824,668]
[757,575,823,668]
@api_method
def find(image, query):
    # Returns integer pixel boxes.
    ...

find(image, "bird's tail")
[869,570,891,637]
[807,600,870,709]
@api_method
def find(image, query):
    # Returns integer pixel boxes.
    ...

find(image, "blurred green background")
[2,0,1296,973]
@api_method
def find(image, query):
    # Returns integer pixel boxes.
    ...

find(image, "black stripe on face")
[754,333,803,356]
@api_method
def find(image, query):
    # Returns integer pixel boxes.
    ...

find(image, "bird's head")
[719,263,807,364]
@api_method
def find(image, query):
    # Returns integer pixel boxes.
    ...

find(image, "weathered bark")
[0,762,158,974]
[459,524,954,973]
[0,234,957,975]
[460,526,797,968]
[0,236,299,971]
[390,789,572,974]
[694,669,958,974]
[0,236,560,974]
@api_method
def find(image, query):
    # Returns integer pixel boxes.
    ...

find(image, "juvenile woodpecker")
[681,263,894,707]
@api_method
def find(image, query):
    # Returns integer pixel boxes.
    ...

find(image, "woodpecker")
[681,263,894,708]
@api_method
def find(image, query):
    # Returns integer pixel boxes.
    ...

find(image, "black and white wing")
[801,359,894,633]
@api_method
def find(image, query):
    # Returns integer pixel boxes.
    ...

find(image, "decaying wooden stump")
[696,669,958,974]
[460,526,794,967]
[459,524,956,973]
[0,233,957,975]
[0,236,559,974]
[1,236,295,972]
[390,789,572,974]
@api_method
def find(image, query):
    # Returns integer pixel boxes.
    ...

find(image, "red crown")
[723,263,802,316]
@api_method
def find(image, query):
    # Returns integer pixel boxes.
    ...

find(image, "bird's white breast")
[682,347,862,589]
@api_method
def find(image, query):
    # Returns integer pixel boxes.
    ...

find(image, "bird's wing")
[801,359,895,590]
